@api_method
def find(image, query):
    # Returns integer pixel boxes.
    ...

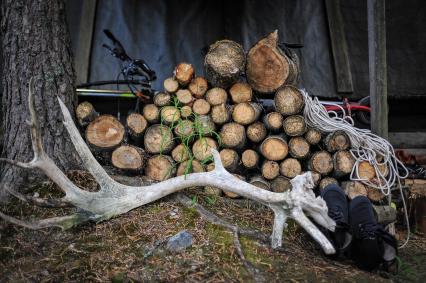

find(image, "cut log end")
[264,112,283,132]
[174,63,194,85]
[145,155,175,181]
[171,144,191,163]
[160,106,181,124]
[260,136,288,161]
[126,113,147,142]
[219,148,239,172]
[142,104,160,124]
[188,76,208,98]
[305,128,322,145]
[246,122,267,143]
[176,160,205,176]
[76,101,98,127]
[342,181,367,200]
[325,131,351,152]
[86,115,125,151]
[246,31,291,93]
[333,150,355,178]
[318,177,338,190]
[163,77,179,93]
[211,104,230,125]
[220,122,246,149]
[274,85,304,115]
[174,120,194,140]
[204,40,245,88]
[288,137,310,159]
[111,145,146,172]
[192,137,218,161]
[309,151,333,176]
[249,176,271,191]
[144,124,174,154]
[232,102,262,125]
[261,160,280,180]
[229,82,253,103]
[176,89,194,105]
[271,176,292,193]
[283,115,306,137]
[205,87,228,106]
[192,99,211,115]
[280,158,302,178]
[241,149,259,169]
[153,92,172,107]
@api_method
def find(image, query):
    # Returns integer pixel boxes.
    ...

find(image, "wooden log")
[274,85,305,115]
[260,136,288,161]
[176,89,194,105]
[76,101,98,127]
[271,176,292,193]
[232,102,262,125]
[341,181,367,200]
[163,77,179,93]
[174,62,194,86]
[285,48,301,86]
[288,137,310,159]
[192,99,211,115]
[263,112,283,132]
[280,158,302,178]
[145,155,175,181]
[324,130,351,152]
[144,124,174,154]
[86,115,125,151]
[305,128,322,145]
[160,106,181,124]
[180,106,193,118]
[210,104,230,125]
[333,150,355,178]
[358,161,376,180]
[241,149,259,169]
[246,122,267,143]
[205,87,228,106]
[283,115,307,137]
[319,177,339,190]
[174,120,194,140]
[142,104,160,124]
[111,145,146,173]
[220,148,240,172]
[192,137,218,161]
[308,151,334,176]
[171,144,191,163]
[176,159,205,176]
[229,82,253,103]
[220,122,246,149]
[188,76,208,98]
[261,160,280,180]
[204,40,245,88]
[196,115,216,136]
[153,92,172,107]
[249,176,271,191]
[126,113,147,143]
[367,187,386,202]
[246,30,294,94]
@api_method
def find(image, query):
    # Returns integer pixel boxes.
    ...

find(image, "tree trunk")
[0,0,80,200]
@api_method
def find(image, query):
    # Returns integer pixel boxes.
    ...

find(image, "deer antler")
[0,78,336,254]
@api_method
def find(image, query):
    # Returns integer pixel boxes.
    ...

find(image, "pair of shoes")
[350,196,398,271]
[321,185,352,255]
[321,185,397,271]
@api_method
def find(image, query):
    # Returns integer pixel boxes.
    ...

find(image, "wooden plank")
[389,132,426,149]
[74,0,97,85]
[325,0,353,94]
[368,0,388,139]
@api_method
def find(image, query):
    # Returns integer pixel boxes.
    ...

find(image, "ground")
[0,171,425,282]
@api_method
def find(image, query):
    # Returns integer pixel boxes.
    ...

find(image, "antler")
[0,79,336,254]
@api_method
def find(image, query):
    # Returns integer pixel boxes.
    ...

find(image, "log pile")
[76,31,385,203]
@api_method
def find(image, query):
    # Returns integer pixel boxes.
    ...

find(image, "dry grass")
[0,171,424,282]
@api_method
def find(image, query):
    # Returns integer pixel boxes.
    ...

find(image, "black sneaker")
[349,196,398,271]
[321,184,352,254]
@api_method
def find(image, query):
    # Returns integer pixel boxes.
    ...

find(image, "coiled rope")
[300,89,410,248]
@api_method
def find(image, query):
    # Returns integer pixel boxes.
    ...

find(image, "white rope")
[300,89,410,248]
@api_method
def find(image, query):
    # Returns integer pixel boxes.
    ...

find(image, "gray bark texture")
[0,0,80,201]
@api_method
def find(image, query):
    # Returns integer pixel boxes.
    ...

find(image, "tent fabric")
[66,0,426,100]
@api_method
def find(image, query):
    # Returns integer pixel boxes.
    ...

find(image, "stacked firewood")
[76,30,386,201]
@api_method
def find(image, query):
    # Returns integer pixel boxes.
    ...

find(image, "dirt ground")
[0,172,425,282]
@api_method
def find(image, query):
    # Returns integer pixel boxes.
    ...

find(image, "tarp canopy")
[66,0,426,100]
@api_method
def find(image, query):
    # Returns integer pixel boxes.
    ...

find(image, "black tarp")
[66,0,426,100]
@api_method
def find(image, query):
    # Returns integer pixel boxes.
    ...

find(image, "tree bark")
[0,0,80,200]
